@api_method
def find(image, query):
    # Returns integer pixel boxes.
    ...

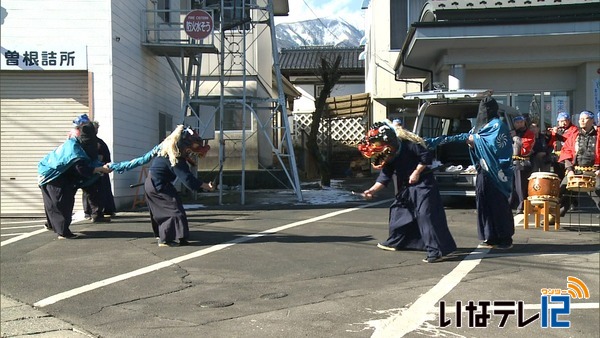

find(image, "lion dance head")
[159,125,211,167]
[357,121,400,169]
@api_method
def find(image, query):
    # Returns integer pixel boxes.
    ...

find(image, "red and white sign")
[184,10,214,40]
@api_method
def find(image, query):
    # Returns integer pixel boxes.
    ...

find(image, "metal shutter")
[1,71,89,216]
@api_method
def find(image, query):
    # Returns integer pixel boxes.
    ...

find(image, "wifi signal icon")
[566,276,590,299]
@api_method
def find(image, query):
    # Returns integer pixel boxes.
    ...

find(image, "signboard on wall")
[1,44,87,70]
[551,95,570,122]
[184,10,214,40]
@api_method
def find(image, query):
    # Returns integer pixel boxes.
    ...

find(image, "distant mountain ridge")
[275,18,364,49]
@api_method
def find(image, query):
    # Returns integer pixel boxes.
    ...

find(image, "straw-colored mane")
[387,119,425,146]
[158,125,184,167]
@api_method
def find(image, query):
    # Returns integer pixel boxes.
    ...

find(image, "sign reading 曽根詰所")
[1,44,87,70]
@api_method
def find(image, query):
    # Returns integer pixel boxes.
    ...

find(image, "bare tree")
[306,56,342,187]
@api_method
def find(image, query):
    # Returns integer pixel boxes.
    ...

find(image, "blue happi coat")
[425,118,513,197]
[38,138,103,187]
[109,144,162,173]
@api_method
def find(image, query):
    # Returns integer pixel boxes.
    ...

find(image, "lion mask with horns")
[357,120,425,169]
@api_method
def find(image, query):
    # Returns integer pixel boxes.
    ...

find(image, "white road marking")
[1,224,47,230]
[370,248,490,338]
[368,250,599,337]
[1,233,29,237]
[0,229,49,246]
[0,215,86,247]
[0,220,45,225]
[33,199,394,308]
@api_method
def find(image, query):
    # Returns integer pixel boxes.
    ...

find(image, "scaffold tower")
[142,0,302,204]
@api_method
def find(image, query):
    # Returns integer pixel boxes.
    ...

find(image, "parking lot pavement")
[1,188,598,337]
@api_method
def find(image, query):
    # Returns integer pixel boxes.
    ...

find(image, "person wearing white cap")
[558,110,600,214]
[548,112,578,179]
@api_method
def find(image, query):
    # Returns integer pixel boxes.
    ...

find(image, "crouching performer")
[110,125,214,247]
[38,123,112,239]
[358,121,457,263]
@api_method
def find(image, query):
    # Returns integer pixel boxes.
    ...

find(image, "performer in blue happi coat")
[358,121,457,263]
[426,97,514,249]
[38,122,112,239]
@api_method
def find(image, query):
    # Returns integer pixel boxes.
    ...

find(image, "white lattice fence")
[293,113,366,147]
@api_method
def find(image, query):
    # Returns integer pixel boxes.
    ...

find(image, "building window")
[158,112,173,142]
[390,1,407,50]
[497,92,572,129]
[157,0,171,23]
[215,105,252,131]
[543,91,571,128]
[315,85,326,99]
[204,0,253,31]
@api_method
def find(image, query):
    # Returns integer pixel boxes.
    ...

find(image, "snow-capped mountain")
[275,18,364,49]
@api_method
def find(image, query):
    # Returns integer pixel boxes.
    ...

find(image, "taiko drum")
[527,172,560,205]
[566,174,596,192]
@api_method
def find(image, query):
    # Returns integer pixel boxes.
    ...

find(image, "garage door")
[0,71,89,216]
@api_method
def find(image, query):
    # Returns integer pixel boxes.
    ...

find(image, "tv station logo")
[439,276,590,329]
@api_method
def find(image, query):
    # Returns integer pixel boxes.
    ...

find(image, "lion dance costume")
[358,121,456,263]
[110,125,212,246]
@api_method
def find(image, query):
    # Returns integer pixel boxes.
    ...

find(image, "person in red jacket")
[509,115,535,214]
[558,110,600,215]
[548,112,578,180]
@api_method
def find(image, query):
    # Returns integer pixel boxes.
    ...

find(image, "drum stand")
[523,198,560,231]
[565,189,598,234]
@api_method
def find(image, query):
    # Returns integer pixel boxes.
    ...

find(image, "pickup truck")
[392,90,520,197]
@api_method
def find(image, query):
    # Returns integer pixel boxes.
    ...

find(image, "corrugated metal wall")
[0,71,89,216]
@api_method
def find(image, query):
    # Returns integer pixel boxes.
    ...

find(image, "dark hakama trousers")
[144,173,190,243]
[476,171,514,245]
[83,174,116,216]
[40,177,77,237]
[381,175,457,259]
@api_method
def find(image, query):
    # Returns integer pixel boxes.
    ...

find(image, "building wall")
[387,0,599,129]
[0,0,184,213]
[578,62,600,115]
[109,0,183,207]
[364,0,421,122]
[0,0,111,215]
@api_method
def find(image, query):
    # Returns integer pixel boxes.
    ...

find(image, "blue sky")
[274,0,364,30]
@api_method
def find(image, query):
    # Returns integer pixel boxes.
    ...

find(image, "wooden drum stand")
[523,198,560,231]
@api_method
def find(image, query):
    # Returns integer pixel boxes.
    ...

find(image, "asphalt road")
[1,194,599,338]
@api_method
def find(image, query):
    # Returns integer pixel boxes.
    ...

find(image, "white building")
[362,0,600,127]
[0,0,297,216]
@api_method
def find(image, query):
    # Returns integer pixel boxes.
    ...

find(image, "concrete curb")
[1,294,96,337]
